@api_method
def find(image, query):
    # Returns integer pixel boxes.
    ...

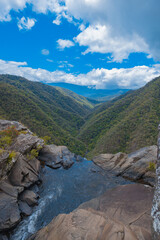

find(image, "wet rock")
[29,184,153,240]
[39,145,75,169]
[93,146,157,186]
[76,155,84,162]
[20,190,39,206]
[19,201,32,216]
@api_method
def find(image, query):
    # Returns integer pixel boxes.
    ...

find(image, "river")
[10,158,131,240]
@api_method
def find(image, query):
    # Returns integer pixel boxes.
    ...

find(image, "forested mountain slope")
[78,76,160,158]
[0,74,94,155]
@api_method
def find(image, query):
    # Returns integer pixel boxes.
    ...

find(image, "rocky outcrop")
[152,125,160,239]
[29,184,154,240]
[0,120,44,234]
[38,145,75,169]
[93,145,157,186]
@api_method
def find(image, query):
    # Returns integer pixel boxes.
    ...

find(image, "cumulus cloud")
[0,59,160,90]
[41,49,50,55]
[57,39,75,50]
[64,0,160,61]
[0,0,27,22]
[17,17,36,30]
[75,25,148,62]
[0,0,65,22]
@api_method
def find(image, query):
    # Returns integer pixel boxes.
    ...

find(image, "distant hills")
[0,75,95,155]
[78,76,160,158]
[1,74,160,158]
[48,82,129,102]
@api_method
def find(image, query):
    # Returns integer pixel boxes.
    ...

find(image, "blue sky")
[0,0,160,89]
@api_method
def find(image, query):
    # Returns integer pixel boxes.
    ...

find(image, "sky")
[0,0,160,89]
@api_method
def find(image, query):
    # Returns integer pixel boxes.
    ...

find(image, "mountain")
[0,74,95,155]
[54,86,99,109]
[48,82,129,101]
[78,76,160,158]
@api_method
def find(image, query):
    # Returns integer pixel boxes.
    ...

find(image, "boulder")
[29,184,153,240]
[8,154,40,188]
[0,191,20,231]
[93,146,157,186]
[20,190,39,206]
[19,201,32,216]
[0,234,8,240]
[39,145,75,169]
[9,134,44,155]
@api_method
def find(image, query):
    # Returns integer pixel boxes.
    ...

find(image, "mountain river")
[10,158,132,240]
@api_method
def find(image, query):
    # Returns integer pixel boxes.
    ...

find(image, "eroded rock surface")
[93,146,157,186]
[29,184,153,240]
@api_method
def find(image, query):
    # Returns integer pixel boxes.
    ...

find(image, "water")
[10,159,131,240]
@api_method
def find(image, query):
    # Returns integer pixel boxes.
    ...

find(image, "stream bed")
[10,158,132,240]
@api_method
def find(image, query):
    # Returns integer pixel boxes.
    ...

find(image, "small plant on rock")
[27,148,39,161]
[7,151,17,164]
[148,162,156,171]
[42,136,51,144]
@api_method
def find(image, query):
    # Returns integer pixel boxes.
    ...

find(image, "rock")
[0,191,20,231]
[0,234,8,240]
[93,145,157,186]
[76,155,84,162]
[29,184,153,240]
[9,134,44,155]
[19,201,32,216]
[0,120,28,132]
[0,120,45,233]
[8,154,40,188]
[20,190,39,206]
[39,145,75,169]
[0,151,10,180]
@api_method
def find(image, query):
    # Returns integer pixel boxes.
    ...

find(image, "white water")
[11,186,62,240]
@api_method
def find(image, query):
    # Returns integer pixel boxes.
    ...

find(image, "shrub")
[148,162,156,171]
[7,151,17,164]
[0,136,12,148]
[19,130,28,135]
[42,136,51,144]
[0,126,19,139]
[27,148,39,161]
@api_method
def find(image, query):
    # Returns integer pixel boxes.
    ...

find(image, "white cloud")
[46,59,54,62]
[57,39,75,50]
[0,0,66,22]
[0,0,28,22]
[17,17,36,30]
[0,59,160,90]
[74,24,148,62]
[53,15,61,25]
[41,49,50,55]
[64,0,160,62]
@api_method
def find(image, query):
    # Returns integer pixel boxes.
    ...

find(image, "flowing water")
[10,158,131,240]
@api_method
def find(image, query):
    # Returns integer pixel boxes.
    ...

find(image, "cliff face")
[152,124,160,239]
[0,119,77,239]
[0,120,44,234]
